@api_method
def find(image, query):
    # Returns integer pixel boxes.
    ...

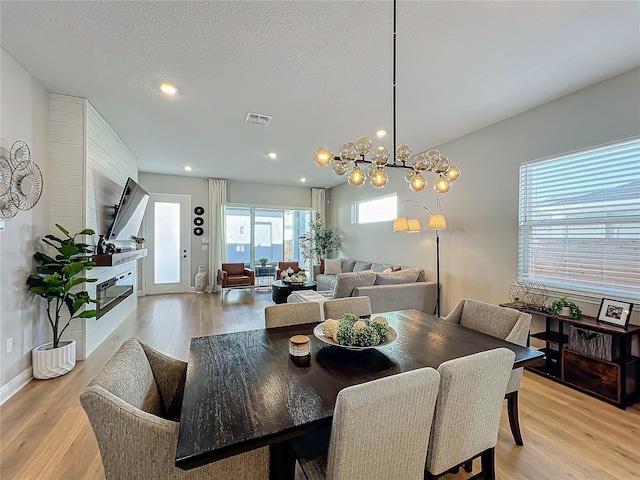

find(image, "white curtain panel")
[311,188,326,224]
[208,179,228,292]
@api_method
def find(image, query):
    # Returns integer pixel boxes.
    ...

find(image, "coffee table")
[271,279,317,304]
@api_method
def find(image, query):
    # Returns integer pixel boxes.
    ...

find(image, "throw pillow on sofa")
[353,261,373,272]
[324,258,343,275]
[333,271,376,298]
[374,268,420,285]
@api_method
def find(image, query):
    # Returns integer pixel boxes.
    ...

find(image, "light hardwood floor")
[1,291,639,479]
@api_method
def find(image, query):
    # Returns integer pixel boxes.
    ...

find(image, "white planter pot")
[32,340,76,379]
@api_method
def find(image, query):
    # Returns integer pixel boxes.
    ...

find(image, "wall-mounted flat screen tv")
[106,177,150,242]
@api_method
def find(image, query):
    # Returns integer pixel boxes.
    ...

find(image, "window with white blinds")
[518,137,640,302]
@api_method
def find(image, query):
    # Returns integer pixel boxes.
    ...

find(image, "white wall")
[0,49,50,393]
[329,68,640,324]
[227,180,312,209]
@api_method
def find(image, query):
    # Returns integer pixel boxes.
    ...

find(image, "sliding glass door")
[225,207,311,267]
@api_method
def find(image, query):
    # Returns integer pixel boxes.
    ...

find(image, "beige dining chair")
[425,348,516,480]
[444,298,532,445]
[265,301,323,328]
[292,366,441,480]
[323,297,372,320]
[80,338,269,480]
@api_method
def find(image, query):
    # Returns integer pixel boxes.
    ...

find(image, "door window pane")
[154,202,180,284]
[255,210,283,264]
[226,207,251,266]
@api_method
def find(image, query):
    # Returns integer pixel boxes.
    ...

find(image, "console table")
[501,303,640,409]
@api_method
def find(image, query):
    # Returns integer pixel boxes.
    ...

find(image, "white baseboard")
[0,367,33,405]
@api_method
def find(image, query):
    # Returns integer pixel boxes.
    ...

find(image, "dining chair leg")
[270,441,296,480]
[506,391,524,446]
[480,448,496,480]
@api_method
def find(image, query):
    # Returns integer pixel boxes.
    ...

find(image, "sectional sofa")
[309,259,437,314]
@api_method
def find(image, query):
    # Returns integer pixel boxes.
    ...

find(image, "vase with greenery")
[27,224,99,350]
[544,297,583,319]
[130,235,146,247]
[258,257,269,266]
[299,212,341,265]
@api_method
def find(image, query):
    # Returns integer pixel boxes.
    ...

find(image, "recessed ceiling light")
[160,83,178,95]
[184,165,192,172]
[376,130,387,138]
[300,178,306,183]
[268,152,277,159]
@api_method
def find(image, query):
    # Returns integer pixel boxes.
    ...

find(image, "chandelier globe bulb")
[348,165,367,187]
[409,172,426,192]
[434,175,451,193]
[314,147,333,167]
[370,168,389,188]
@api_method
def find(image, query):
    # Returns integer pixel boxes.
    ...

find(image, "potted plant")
[130,235,146,248]
[544,297,583,319]
[26,224,99,379]
[299,212,341,268]
[258,257,269,267]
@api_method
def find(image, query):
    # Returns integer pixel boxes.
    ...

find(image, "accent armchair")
[80,338,269,479]
[217,262,255,291]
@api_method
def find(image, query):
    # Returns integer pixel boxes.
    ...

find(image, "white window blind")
[518,137,640,302]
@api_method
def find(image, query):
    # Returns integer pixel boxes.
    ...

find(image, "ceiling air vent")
[245,112,272,126]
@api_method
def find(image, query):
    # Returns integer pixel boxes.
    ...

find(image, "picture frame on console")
[597,298,633,329]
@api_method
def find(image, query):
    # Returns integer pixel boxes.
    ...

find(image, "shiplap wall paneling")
[85,101,138,239]
[49,94,85,233]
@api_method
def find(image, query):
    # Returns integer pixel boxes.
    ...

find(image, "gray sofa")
[313,259,437,314]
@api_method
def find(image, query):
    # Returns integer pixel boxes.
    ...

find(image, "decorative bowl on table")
[283,275,304,285]
[313,315,398,351]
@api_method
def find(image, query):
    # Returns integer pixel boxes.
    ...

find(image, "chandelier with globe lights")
[313,1,461,193]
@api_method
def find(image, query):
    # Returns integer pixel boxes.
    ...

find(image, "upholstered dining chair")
[425,348,516,480]
[80,338,269,480]
[292,367,441,480]
[265,302,323,328]
[217,262,255,292]
[444,298,532,445]
[323,297,372,320]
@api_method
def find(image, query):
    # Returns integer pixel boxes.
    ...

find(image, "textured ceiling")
[2,1,639,189]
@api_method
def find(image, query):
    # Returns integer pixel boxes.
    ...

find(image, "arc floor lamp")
[393,199,447,317]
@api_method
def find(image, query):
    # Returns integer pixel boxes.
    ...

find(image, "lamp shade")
[407,218,422,232]
[428,213,447,230]
[393,217,409,232]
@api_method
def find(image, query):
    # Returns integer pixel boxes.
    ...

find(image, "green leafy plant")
[26,224,99,348]
[130,235,146,244]
[299,212,341,264]
[544,297,583,319]
[258,257,269,266]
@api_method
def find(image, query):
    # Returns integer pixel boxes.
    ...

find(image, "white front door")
[144,194,190,294]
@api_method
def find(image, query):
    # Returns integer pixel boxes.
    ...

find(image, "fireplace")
[96,269,134,319]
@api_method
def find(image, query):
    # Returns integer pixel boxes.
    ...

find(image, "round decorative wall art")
[0,140,44,218]
[11,161,43,210]
[193,217,204,226]
[193,227,204,236]
[194,206,204,215]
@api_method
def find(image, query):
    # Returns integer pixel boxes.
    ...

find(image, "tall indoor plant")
[26,224,99,379]
[299,212,341,266]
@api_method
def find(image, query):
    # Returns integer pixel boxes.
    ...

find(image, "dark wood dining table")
[175,309,544,479]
